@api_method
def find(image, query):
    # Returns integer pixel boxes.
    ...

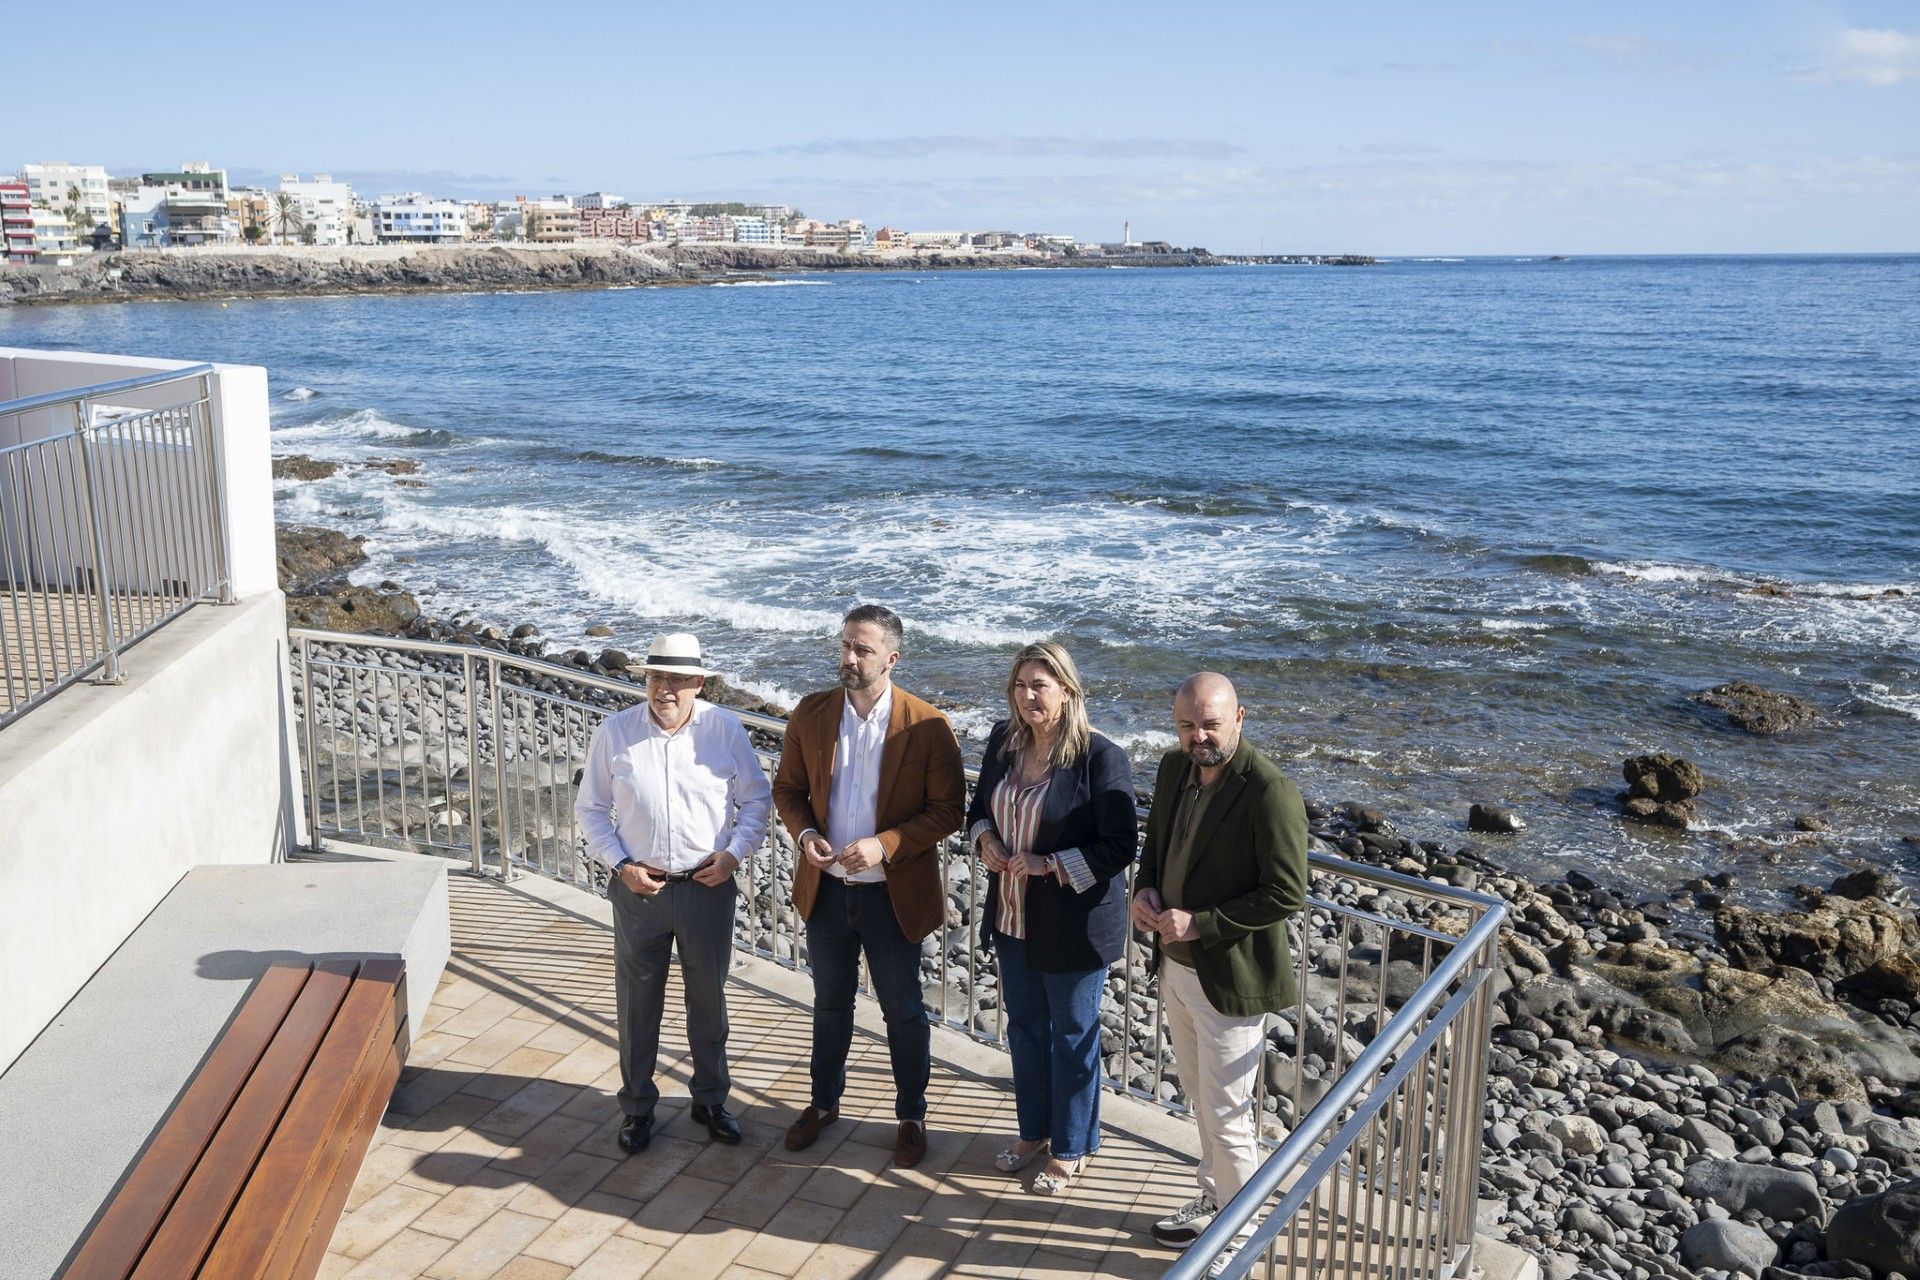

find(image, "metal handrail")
[0,365,232,728]
[287,626,1506,1279]
[0,363,218,426]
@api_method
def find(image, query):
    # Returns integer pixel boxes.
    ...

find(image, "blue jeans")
[995,933,1105,1161]
[806,875,930,1122]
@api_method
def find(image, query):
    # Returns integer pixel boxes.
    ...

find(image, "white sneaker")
[1151,1193,1218,1246]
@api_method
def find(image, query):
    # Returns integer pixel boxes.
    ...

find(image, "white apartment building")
[278,174,356,246]
[22,162,111,229]
[374,194,467,243]
[576,192,625,210]
[906,230,968,247]
[730,216,776,246]
[27,206,80,256]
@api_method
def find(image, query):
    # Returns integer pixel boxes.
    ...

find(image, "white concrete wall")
[0,348,276,598]
[0,592,300,1072]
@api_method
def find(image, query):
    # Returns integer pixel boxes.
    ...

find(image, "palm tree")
[62,183,95,236]
[271,192,308,245]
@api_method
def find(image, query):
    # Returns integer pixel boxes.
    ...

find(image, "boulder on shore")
[271,455,338,482]
[276,524,366,591]
[284,585,420,636]
[1825,1179,1920,1275]
[1468,803,1526,833]
[1619,752,1703,828]
[1716,878,1920,1000]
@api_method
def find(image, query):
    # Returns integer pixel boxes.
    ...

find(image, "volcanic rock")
[1689,680,1823,734]
[1825,1179,1920,1275]
[276,524,367,591]
[1469,803,1527,833]
[271,455,338,481]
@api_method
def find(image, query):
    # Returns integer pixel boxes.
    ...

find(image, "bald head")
[1173,672,1245,771]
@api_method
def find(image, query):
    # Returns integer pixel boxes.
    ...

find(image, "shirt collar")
[844,681,893,730]
[644,698,703,738]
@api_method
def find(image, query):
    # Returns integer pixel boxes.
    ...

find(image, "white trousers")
[1162,959,1268,1207]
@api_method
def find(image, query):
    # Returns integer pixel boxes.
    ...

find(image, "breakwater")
[0,243,1347,307]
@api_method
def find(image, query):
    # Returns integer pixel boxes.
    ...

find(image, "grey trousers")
[610,876,736,1120]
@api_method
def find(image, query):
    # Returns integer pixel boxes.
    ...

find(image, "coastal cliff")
[0,243,1347,307]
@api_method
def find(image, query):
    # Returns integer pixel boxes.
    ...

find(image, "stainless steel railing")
[0,365,232,727]
[289,627,1505,1279]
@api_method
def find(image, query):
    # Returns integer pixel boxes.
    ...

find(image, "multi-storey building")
[228,189,273,242]
[27,206,79,257]
[374,194,467,243]
[2,180,36,262]
[22,162,111,233]
[577,206,647,241]
[279,174,356,245]
[576,192,625,210]
[906,230,968,248]
[806,221,851,252]
[131,164,235,245]
[676,215,732,244]
[522,199,579,243]
[730,216,776,246]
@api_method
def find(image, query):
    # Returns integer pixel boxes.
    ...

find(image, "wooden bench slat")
[200,962,403,1280]
[277,1024,405,1280]
[129,960,357,1280]
[59,964,314,1280]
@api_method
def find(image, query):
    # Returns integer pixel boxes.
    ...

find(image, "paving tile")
[592,1134,703,1201]
[488,1044,566,1083]
[388,1091,502,1153]
[525,1019,591,1054]
[521,1192,638,1266]
[792,1242,880,1280]
[706,1160,813,1230]
[791,1137,891,1209]
[328,1183,444,1260]
[568,1235,666,1280]
[449,1015,550,1069]
[616,1174,731,1248]
[732,1200,845,1275]
[343,1140,427,1213]
[340,1227,457,1279]
[828,1180,932,1254]
[435,990,524,1039]
[647,1221,757,1280]
[410,1179,525,1240]
[488,1258,572,1280]
[869,1223,966,1280]
[421,1208,550,1279]
[503,1149,623,1218]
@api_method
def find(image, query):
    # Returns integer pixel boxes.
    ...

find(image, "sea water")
[7,256,1916,897]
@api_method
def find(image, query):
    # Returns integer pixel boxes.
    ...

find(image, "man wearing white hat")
[575,632,773,1154]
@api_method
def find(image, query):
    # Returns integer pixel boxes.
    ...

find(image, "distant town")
[1,159,1199,265]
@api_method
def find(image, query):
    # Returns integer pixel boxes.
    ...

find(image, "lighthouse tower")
[1123,220,1132,247]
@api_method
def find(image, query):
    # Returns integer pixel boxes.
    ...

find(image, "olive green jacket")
[1136,740,1309,1016]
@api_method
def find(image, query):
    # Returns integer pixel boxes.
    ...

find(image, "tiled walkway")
[318,870,1207,1279]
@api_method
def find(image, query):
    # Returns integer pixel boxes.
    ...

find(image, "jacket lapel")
[1187,743,1253,867]
[815,689,846,831]
[874,682,908,828]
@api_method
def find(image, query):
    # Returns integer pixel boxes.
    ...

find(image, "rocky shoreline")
[0,243,1370,307]
[279,518,1920,1280]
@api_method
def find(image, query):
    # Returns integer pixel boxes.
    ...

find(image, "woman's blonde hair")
[1000,641,1091,769]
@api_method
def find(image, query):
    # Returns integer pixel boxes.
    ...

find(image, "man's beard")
[840,667,875,692]
[1186,741,1231,768]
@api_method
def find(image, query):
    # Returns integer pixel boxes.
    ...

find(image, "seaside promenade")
[316,857,1206,1279]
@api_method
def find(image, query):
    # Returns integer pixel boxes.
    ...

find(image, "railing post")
[489,654,518,881]
[301,633,322,852]
[464,651,483,875]
[200,373,235,605]
[71,400,124,685]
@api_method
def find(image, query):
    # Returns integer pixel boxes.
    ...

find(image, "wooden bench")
[61,958,409,1280]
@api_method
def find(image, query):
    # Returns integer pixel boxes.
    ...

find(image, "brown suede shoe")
[893,1119,927,1168]
[783,1105,839,1152]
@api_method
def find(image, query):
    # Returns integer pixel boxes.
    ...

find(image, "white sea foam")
[284,386,318,400]
[1591,559,1729,585]
[275,408,432,443]
[710,279,831,288]
[1851,682,1920,721]
[1106,728,1178,754]
[1479,618,1551,633]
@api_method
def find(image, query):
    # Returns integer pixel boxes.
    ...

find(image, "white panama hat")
[639,632,714,678]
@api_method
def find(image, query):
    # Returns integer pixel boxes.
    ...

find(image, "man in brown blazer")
[773,604,965,1168]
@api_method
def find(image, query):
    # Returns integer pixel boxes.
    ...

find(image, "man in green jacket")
[1131,672,1309,1252]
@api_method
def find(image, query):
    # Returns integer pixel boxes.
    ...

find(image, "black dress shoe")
[690,1102,742,1144]
[617,1112,653,1154]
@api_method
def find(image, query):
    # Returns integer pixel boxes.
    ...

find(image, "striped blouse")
[991,768,1053,939]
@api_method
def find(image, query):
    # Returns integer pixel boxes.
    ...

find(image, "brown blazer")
[771,683,965,943]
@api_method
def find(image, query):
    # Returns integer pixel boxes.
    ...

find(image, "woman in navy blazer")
[966,641,1138,1193]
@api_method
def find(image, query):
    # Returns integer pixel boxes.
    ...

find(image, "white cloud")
[1809,27,1920,86]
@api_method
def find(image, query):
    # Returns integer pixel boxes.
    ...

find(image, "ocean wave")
[1106,728,1178,754]
[1516,552,1597,577]
[284,386,318,401]
[574,450,730,471]
[710,279,832,288]
[1849,682,1920,721]
[1590,559,1731,585]
[1478,618,1552,633]
[273,408,468,449]
[1108,489,1269,517]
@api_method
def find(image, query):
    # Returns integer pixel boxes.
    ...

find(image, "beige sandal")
[1030,1154,1088,1195]
[994,1138,1048,1173]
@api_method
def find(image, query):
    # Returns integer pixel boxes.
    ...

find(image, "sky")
[8,0,1918,254]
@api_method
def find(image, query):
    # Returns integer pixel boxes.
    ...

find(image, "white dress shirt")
[575,699,773,874]
[820,682,893,884]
